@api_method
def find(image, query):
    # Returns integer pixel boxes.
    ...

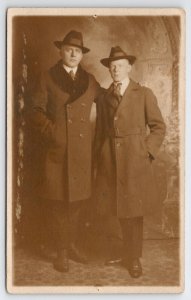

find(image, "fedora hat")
[100,46,136,67]
[54,30,90,54]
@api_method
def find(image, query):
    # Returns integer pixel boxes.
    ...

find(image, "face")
[60,45,83,68]
[109,59,132,82]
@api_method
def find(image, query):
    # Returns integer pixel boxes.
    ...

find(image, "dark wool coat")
[32,60,100,202]
[94,79,166,218]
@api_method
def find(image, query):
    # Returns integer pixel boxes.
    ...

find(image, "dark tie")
[69,70,76,80]
[113,82,122,102]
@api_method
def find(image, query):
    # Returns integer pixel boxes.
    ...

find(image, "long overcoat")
[32,62,100,202]
[94,79,166,218]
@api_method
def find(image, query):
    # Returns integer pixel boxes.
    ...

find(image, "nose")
[113,66,118,72]
[71,50,76,57]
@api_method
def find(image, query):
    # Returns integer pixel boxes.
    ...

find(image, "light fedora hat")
[100,46,136,67]
[54,30,90,54]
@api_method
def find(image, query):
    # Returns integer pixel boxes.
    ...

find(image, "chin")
[70,61,79,67]
[65,61,78,68]
[69,64,77,68]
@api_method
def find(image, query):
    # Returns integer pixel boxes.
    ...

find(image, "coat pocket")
[140,135,149,158]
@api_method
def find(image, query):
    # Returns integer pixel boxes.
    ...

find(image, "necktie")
[69,70,76,80]
[113,82,122,102]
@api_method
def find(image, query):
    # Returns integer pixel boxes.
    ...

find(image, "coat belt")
[107,127,146,138]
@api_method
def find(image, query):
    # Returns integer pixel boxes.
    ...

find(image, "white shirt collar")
[114,77,130,96]
[120,77,130,88]
[63,64,78,75]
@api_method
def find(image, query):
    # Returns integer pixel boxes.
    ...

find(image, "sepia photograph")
[7,7,185,293]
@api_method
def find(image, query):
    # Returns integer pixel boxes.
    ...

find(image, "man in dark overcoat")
[31,30,101,272]
[94,46,166,278]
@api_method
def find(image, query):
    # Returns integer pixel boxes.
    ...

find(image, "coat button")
[116,142,121,147]
[80,117,86,122]
[81,103,86,107]
[68,119,72,124]
[79,133,84,138]
[115,127,119,135]
[114,116,118,121]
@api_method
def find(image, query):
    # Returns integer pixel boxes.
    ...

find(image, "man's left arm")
[144,87,166,159]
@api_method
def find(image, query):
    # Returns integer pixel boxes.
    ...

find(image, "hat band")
[64,38,83,47]
[112,51,127,58]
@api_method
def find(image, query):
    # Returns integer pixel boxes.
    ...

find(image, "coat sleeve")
[87,73,106,102]
[144,87,166,159]
[30,72,56,142]
[92,94,107,170]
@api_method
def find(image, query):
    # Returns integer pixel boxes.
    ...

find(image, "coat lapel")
[47,72,70,104]
[68,73,97,107]
[115,79,140,115]
[104,83,118,109]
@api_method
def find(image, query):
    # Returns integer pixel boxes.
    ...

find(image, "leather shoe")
[69,243,88,264]
[105,257,122,266]
[126,258,142,278]
[53,249,69,272]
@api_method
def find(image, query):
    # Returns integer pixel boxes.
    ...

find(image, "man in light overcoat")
[94,46,166,278]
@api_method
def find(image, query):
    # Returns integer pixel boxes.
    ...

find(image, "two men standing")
[32,30,166,278]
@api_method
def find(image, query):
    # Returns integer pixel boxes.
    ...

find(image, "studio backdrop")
[12,15,180,245]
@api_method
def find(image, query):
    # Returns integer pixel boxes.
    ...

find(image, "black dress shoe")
[105,257,122,266]
[127,258,142,278]
[69,243,88,264]
[53,249,69,272]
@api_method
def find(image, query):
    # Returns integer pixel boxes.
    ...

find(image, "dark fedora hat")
[54,30,90,54]
[100,46,136,67]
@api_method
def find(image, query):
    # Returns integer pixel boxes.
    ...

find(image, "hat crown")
[100,46,136,67]
[109,46,128,58]
[63,30,83,46]
[54,30,90,53]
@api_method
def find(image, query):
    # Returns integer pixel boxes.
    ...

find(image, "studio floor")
[13,239,179,287]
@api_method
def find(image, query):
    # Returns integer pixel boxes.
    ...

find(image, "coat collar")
[49,60,89,100]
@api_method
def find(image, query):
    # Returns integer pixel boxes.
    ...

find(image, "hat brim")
[100,55,136,67]
[54,41,90,53]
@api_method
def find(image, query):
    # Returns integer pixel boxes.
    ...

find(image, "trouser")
[40,199,87,251]
[119,216,143,260]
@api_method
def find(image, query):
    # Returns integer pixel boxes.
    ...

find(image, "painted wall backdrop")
[12,15,180,247]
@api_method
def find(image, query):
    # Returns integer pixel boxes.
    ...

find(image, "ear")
[79,51,83,59]
[127,64,132,72]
